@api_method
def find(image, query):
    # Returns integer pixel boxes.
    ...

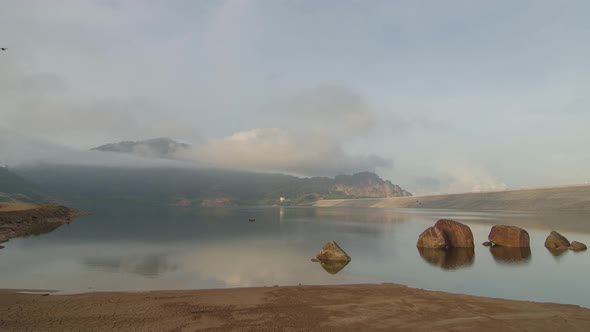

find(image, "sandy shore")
[1,284,590,331]
[315,184,590,212]
[0,203,86,243]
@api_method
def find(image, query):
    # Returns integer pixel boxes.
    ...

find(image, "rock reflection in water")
[546,247,568,259]
[490,246,531,265]
[417,247,475,270]
[318,260,350,275]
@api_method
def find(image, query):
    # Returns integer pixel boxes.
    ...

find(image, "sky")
[1,0,589,194]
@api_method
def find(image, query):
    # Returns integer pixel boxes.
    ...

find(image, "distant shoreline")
[0,203,87,243]
[2,283,589,331]
[314,184,590,212]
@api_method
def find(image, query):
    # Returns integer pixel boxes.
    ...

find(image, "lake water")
[1,205,589,308]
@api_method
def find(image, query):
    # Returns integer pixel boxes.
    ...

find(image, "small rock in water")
[482,241,493,247]
[316,241,351,262]
[0,245,5,249]
[544,231,571,249]
[310,258,320,262]
[570,241,587,251]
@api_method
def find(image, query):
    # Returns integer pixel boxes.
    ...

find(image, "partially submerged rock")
[570,241,587,251]
[544,231,570,249]
[316,241,351,262]
[416,226,448,249]
[433,219,474,248]
[482,241,493,247]
[488,225,530,247]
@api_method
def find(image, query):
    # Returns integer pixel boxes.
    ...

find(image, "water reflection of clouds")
[313,208,414,224]
[84,254,179,277]
[179,241,359,287]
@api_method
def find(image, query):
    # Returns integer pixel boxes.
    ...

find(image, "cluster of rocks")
[312,221,587,274]
[544,231,587,252]
[416,220,586,265]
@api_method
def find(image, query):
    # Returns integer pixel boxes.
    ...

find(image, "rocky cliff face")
[332,172,412,198]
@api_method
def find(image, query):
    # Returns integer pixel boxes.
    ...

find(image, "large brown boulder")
[544,231,570,249]
[433,219,474,248]
[416,226,449,249]
[488,225,530,247]
[316,241,351,262]
[570,241,587,251]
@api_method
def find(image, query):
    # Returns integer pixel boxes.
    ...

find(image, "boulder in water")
[544,231,570,249]
[416,226,449,249]
[482,241,493,247]
[488,225,530,247]
[316,241,351,262]
[433,219,474,248]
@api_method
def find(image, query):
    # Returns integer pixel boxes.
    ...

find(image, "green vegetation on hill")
[15,165,410,207]
[0,167,42,202]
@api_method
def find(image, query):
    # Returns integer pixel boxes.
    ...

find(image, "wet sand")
[2,284,590,331]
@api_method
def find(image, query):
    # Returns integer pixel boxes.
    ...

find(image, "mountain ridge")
[91,137,189,159]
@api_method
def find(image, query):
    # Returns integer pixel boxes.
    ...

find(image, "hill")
[14,165,410,208]
[0,167,43,203]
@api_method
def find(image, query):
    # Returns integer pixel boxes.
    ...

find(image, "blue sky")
[1,0,589,193]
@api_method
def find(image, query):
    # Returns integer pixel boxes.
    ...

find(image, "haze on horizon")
[1,1,589,195]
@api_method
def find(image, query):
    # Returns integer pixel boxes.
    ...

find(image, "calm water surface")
[1,205,589,307]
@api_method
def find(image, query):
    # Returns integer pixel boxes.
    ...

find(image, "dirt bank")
[1,284,589,331]
[0,203,86,243]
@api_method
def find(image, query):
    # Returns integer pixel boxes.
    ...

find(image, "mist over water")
[1,206,589,308]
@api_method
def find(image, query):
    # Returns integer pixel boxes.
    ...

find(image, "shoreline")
[0,203,87,243]
[314,184,590,212]
[2,283,590,331]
